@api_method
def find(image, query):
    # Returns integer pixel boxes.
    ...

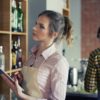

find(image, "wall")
[81,0,100,58]
[64,0,81,68]
[46,0,66,14]
[28,0,46,54]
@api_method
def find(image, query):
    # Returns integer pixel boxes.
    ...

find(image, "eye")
[39,24,45,29]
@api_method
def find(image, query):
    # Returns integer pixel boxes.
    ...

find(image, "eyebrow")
[36,21,45,26]
[38,22,48,29]
[36,20,49,29]
[39,23,44,26]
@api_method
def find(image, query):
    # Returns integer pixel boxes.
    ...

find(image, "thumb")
[14,77,24,92]
[14,77,19,87]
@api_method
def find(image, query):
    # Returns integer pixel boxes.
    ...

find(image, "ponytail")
[63,16,73,46]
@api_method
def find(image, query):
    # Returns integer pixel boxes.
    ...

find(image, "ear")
[52,32,58,39]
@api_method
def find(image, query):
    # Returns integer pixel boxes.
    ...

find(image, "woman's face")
[32,15,52,43]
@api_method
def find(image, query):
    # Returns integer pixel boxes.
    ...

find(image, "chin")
[32,35,37,40]
[32,38,38,41]
[32,37,39,42]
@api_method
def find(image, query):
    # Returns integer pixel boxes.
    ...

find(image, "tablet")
[0,69,15,91]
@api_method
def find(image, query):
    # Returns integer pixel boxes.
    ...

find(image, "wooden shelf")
[63,0,70,16]
[0,31,10,34]
[63,8,70,16]
[11,68,22,73]
[5,68,22,74]
[63,8,70,12]
[0,31,27,35]
[0,0,28,99]
[11,32,27,35]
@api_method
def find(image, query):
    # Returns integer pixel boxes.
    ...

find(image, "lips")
[32,32,37,35]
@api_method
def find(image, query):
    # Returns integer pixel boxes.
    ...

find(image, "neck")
[37,41,53,55]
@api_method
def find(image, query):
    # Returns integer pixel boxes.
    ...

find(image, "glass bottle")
[12,41,18,69]
[11,0,18,32]
[17,2,24,32]
[17,36,21,49]
[0,46,5,71]
[17,48,23,68]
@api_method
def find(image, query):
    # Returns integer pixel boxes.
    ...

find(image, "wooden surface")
[63,0,70,16]
[0,0,28,99]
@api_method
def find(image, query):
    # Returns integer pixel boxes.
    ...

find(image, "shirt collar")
[31,43,57,60]
[41,43,57,60]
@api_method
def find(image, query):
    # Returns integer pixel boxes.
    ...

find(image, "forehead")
[37,15,50,26]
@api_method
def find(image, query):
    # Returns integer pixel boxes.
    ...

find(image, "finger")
[14,71,19,76]
[14,77,24,92]
[14,76,19,86]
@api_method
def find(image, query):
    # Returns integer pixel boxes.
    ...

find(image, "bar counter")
[66,85,97,100]
[66,92,97,100]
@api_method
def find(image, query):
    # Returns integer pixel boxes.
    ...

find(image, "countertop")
[66,85,97,100]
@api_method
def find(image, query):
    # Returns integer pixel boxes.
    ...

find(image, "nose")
[32,25,37,35]
[33,26,36,31]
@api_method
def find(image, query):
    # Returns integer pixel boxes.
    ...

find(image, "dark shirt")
[85,48,100,99]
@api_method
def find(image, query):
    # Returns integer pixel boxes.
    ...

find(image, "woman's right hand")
[13,71,23,85]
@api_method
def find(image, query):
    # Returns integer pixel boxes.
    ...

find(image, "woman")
[14,10,72,100]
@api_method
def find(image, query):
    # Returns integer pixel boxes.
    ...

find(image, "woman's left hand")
[14,77,36,100]
[14,77,25,99]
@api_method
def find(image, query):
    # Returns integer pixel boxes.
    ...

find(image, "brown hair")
[39,10,73,46]
[63,16,73,46]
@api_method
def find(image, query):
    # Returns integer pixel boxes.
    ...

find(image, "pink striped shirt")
[25,44,69,100]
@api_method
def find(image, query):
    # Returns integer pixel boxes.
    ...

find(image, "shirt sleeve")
[49,58,69,100]
[84,52,97,92]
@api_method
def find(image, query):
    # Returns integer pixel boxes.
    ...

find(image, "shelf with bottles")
[11,35,27,69]
[0,0,27,33]
[0,0,28,99]
[17,0,27,33]
[11,0,27,33]
[0,34,10,72]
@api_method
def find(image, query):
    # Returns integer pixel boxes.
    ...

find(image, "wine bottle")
[17,48,23,68]
[12,41,18,69]
[11,0,18,32]
[0,46,5,71]
[17,2,24,32]
[17,37,23,68]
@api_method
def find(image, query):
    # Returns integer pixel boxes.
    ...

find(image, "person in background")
[14,10,72,100]
[84,27,100,100]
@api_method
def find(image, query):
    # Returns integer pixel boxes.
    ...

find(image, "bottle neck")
[12,0,17,8]
[19,2,22,9]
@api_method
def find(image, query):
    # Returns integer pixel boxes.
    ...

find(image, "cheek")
[39,31,49,40]
[32,30,49,41]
